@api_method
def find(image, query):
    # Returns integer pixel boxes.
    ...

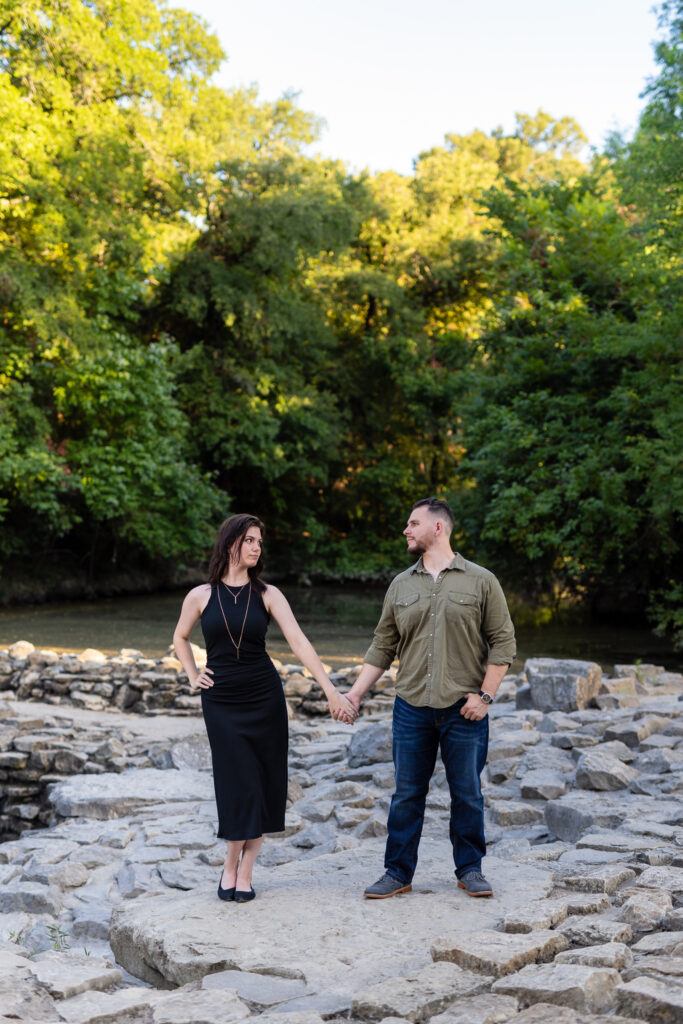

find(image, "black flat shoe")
[234,886,255,903]
[218,875,235,901]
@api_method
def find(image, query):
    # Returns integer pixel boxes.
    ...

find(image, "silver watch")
[479,690,494,705]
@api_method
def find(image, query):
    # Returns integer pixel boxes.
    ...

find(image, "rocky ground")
[0,654,682,1023]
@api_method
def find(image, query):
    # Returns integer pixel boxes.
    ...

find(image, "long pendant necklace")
[217,581,251,660]
[222,582,247,604]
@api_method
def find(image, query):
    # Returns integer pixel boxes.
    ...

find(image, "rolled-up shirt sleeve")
[364,584,400,670]
[483,576,516,665]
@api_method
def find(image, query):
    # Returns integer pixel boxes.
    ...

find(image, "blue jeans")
[385,695,488,883]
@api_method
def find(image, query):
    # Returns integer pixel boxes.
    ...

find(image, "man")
[346,497,515,898]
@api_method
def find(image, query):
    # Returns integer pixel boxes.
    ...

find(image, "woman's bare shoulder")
[262,583,284,609]
[184,582,211,608]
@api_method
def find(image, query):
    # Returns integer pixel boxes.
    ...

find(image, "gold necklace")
[217,582,251,660]
[222,581,248,604]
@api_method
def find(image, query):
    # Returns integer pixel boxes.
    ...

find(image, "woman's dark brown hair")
[207,514,266,593]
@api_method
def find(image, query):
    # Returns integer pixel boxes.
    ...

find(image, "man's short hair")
[412,496,455,533]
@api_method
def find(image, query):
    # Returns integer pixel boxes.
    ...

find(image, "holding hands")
[328,689,358,725]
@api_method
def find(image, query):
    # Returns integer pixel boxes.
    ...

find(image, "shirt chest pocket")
[448,592,480,618]
[394,591,421,626]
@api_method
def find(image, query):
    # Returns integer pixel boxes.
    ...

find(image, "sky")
[181,0,662,175]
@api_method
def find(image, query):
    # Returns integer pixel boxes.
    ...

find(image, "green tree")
[609,1,683,258]
[151,155,359,565]
[0,0,319,581]
[451,172,681,637]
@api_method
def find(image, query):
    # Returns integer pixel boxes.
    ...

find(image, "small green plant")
[46,924,70,952]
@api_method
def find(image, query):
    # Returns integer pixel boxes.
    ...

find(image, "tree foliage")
[0,0,317,577]
[451,175,681,628]
[0,2,680,644]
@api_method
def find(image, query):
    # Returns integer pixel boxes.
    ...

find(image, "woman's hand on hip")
[190,667,214,690]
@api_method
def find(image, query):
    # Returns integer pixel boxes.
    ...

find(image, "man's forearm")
[480,663,509,698]
[347,663,386,706]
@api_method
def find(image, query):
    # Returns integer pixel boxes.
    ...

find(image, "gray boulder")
[519,770,568,800]
[348,722,393,767]
[575,751,640,791]
[524,659,602,713]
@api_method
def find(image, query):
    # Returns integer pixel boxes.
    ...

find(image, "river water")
[0,586,680,674]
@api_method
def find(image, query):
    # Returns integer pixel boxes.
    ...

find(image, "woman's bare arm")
[173,584,214,689]
[264,585,356,722]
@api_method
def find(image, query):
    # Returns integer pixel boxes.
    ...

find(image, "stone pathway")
[0,656,682,1022]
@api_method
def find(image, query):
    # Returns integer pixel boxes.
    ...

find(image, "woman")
[173,513,356,904]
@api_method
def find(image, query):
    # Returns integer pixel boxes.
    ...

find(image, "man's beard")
[406,539,425,555]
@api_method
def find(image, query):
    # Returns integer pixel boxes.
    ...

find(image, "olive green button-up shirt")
[364,554,516,708]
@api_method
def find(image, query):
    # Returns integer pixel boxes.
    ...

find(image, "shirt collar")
[409,553,466,574]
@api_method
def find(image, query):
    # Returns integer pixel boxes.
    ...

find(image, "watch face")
[480,691,493,704]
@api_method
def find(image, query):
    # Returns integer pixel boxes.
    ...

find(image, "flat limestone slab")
[492,963,621,1014]
[429,993,519,1024]
[556,915,632,947]
[201,969,308,1005]
[51,985,163,1024]
[430,928,568,976]
[615,976,683,1023]
[29,950,121,999]
[555,942,633,970]
[502,900,569,933]
[351,961,490,1021]
[637,865,683,895]
[49,769,213,819]
[561,864,636,894]
[622,955,683,982]
[631,931,683,956]
[109,842,553,997]
[513,1005,643,1024]
[151,989,251,1024]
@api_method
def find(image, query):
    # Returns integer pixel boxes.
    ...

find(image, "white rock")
[561,863,636,894]
[56,985,163,1024]
[554,942,633,970]
[202,969,308,1004]
[616,889,673,931]
[431,928,568,976]
[29,950,121,999]
[492,963,621,1014]
[489,801,544,827]
[615,976,683,1022]
[512,1004,642,1023]
[0,881,62,915]
[8,640,35,659]
[556,915,632,946]
[351,961,490,1021]
[519,770,567,800]
[152,988,251,1023]
[109,849,553,991]
[636,865,683,895]
[49,768,213,819]
[428,992,519,1024]
[503,900,569,934]
[631,931,683,956]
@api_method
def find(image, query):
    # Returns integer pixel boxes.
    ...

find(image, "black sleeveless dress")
[200,583,288,840]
